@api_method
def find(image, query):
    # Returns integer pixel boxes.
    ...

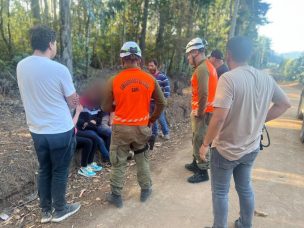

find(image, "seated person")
[73,104,102,177]
[77,89,110,162]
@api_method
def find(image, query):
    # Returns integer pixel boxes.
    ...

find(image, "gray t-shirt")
[17,56,75,134]
[212,65,286,161]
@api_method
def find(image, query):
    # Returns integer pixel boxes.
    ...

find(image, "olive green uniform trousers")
[191,112,212,170]
[110,125,152,195]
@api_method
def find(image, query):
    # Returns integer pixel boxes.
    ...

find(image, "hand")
[90,120,97,125]
[199,144,209,162]
[75,104,83,113]
[191,109,201,118]
[82,122,88,129]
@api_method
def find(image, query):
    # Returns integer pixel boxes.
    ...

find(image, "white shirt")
[17,56,75,134]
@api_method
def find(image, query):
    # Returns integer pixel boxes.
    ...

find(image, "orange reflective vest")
[191,59,218,114]
[112,68,155,126]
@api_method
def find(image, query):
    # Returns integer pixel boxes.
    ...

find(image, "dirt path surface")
[80,83,303,228]
[2,84,303,228]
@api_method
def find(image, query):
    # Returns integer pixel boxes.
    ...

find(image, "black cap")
[210,49,224,60]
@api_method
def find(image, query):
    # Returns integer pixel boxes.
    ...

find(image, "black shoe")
[106,192,123,208]
[187,170,209,183]
[51,203,81,223]
[140,188,152,202]
[185,160,199,173]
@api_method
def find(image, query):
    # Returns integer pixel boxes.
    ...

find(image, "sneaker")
[106,192,123,208]
[140,188,152,202]
[88,162,103,172]
[185,160,199,173]
[163,134,170,140]
[187,170,209,183]
[78,167,96,177]
[41,211,52,224]
[51,203,81,223]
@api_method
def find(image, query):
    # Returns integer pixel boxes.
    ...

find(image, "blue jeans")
[150,103,169,136]
[97,125,112,151]
[211,147,259,228]
[31,128,75,212]
[78,130,110,161]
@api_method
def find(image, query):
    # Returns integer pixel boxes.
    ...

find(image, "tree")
[60,0,73,73]
[229,0,240,39]
[31,0,41,23]
[139,0,149,57]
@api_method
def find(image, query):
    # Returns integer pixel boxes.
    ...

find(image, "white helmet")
[185,37,207,53]
[120,41,142,58]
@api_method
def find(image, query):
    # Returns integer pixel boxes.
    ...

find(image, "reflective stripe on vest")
[112,68,155,126]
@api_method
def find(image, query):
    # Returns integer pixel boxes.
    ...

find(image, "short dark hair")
[149,59,158,67]
[210,49,224,60]
[227,36,252,63]
[122,54,141,63]
[29,25,56,52]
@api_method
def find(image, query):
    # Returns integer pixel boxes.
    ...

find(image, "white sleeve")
[60,66,76,97]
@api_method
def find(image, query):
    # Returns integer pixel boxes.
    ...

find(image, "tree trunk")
[156,1,167,62]
[139,0,149,57]
[0,0,13,58]
[229,0,240,39]
[60,0,73,74]
[31,0,41,24]
[85,9,91,77]
[44,0,49,23]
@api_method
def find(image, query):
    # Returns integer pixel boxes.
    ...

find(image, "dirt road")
[43,84,304,228]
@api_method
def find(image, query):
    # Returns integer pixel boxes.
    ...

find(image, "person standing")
[102,41,166,208]
[17,25,80,223]
[199,36,291,228]
[147,59,171,141]
[184,37,218,183]
[208,49,229,78]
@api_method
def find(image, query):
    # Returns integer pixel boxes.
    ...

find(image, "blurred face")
[49,41,57,59]
[208,56,216,67]
[147,62,157,74]
[187,50,198,66]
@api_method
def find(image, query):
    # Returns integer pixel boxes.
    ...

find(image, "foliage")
[0,0,271,79]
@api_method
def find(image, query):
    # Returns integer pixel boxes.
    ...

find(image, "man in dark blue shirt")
[148,59,170,141]
[209,49,229,78]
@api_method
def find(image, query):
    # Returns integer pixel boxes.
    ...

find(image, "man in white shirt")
[17,25,80,224]
[199,36,291,228]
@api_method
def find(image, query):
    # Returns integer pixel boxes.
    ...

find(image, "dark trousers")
[76,135,95,167]
[77,130,110,161]
[97,125,112,150]
[31,128,75,212]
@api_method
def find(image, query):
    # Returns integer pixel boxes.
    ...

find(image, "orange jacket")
[108,68,161,126]
[191,59,218,114]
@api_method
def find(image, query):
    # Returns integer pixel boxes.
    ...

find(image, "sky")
[258,0,304,54]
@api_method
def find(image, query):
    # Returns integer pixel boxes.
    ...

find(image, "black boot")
[185,159,199,173]
[106,192,123,208]
[187,169,209,183]
[140,188,152,202]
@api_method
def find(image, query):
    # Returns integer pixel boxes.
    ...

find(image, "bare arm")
[72,104,83,126]
[66,92,79,109]
[265,83,291,122]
